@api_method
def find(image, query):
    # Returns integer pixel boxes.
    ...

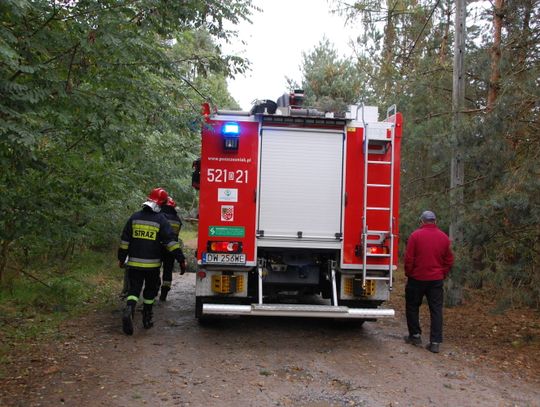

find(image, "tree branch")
[65,43,80,93]
[28,2,58,38]
[401,0,442,71]
[414,108,485,123]
[403,168,448,188]
[180,76,211,103]
[6,265,51,288]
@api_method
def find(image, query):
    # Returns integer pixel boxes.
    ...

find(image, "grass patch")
[0,250,122,364]
[179,225,197,245]
[178,224,198,273]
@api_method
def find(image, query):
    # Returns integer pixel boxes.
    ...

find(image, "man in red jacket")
[404,210,454,353]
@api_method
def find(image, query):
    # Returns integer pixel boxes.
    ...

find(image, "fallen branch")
[17,269,52,289]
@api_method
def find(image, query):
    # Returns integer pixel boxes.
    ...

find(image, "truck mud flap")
[202,303,394,318]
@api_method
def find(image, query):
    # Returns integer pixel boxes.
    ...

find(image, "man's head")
[419,210,436,224]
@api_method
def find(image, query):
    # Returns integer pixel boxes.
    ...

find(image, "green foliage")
[294,38,372,112]
[0,251,120,348]
[0,0,253,279]
[324,0,540,307]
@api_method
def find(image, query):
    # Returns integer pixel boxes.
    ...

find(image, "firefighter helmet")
[166,197,176,208]
[147,187,169,205]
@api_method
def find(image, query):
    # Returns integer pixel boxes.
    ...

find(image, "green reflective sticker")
[208,226,245,237]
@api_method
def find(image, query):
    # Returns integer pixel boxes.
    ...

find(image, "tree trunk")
[445,277,463,307]
[439,1,452,65]
[0,240,12,285]
[450,0,466,246]
[486,0,504,111]
[381,0,397,96]
[516,0,532,76]
[448,0,466,306]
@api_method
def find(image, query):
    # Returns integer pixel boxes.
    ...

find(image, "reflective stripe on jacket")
[161,206,182,238]
[118,206,181,270]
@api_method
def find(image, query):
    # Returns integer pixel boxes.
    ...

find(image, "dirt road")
[2,273,539,407]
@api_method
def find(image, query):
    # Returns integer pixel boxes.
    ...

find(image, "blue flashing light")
[222,122,240,136]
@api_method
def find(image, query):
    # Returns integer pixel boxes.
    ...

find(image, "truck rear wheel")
[195,296,217,325]
[195,296,204,319]
[333,319,366,328]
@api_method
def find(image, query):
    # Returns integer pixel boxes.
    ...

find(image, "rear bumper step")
[202,303,395,318]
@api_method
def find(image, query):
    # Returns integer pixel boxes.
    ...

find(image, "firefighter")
[118,187,186,335]
[159,196,185,301]
[191,158,201,191]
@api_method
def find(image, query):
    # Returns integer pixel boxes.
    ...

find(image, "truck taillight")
[368,246,389,254]
[207,241,242,253]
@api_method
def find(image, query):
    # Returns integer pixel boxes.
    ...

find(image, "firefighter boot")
[122,302,136,336]
[142,303,154,329]
[159,286,170,302]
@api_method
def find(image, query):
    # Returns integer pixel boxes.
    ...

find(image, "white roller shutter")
[257,127,344,246]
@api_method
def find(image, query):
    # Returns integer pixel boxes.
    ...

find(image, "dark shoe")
[159,287,170,302]
[404,334,422,346]
[142,304,154,329]
[426,342,440,353]
[122,304,134,336]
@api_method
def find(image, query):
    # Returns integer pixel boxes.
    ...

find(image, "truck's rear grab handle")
[202,303,395,319]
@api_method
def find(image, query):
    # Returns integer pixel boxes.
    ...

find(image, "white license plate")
[202,253,246,265]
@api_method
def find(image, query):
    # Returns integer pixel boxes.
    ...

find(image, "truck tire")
[195,296,204,319]
[333,319,366,328]
[195,296,217,325]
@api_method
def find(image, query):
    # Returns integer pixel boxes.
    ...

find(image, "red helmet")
[147,187,168,205]
[166,197,176,207]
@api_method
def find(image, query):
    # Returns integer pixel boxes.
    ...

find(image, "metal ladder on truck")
[361,105,397,291]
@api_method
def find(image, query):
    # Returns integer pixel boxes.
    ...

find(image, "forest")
[0,0,539,332]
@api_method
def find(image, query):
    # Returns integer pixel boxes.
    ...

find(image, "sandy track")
[1,273,539,407]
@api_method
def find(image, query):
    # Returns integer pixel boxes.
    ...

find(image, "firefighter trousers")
[405,278,444,343]
[125,267,161,304]
[161,251,175,290]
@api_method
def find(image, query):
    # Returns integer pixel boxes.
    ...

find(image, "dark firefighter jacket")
[118,206,185,270]
[161,205,182,239]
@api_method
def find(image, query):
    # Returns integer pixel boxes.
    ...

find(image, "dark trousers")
[405,278,444,343]
[126,267,161,304]
[161,252,175,289]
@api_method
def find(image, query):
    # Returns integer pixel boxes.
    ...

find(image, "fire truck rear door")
[257,127,344,249]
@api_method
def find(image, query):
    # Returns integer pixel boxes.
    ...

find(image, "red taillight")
[208,241,241,253]
[197,271,207,279]
[368,246,389,254]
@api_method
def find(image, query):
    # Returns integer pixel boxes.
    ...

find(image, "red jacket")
[404,224,454,281]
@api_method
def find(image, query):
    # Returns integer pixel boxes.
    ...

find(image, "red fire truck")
[195,91,402,321]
